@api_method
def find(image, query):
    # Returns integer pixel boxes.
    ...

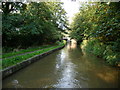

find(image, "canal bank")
[3,41,119,88]
[2,45,65,79]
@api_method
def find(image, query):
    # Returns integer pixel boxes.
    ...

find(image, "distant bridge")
[62,36,71,42]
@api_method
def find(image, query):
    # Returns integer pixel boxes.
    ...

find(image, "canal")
[3,40,119,88]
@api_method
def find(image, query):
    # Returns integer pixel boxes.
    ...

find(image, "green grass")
[2,45,52,59]
[2,44,64,69]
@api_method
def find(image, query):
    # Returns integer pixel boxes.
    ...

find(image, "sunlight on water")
[54,43,80,88]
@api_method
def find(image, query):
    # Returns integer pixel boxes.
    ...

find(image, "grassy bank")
[2,43,65,69]
[2,45,52,59]
[81,39,120,66]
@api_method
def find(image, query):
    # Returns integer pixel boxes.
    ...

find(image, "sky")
[61,0,80,24]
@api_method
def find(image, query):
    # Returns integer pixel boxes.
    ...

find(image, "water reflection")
[67,39,77,50]
[2,40,119,88]
[54,43,80,88]
[54,42,81,88]
[55,62,80,88]
[97,72,118,83]
[55,50,66,69]
[12,80,22,88]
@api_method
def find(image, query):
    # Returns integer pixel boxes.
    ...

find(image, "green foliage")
[103,45,120,66]
[62,40,67,45]
[93,43,105,57]
[2,2,68,49]
[81,39,94,52]
[71,2,120,66]
[55,40,66,45]
[81,39,119,66]
[82,39,105,57]
[55,41,62,45]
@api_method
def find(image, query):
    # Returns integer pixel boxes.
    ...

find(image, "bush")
[55,41,62,45]
[62,40,67,45]
[103,45,120,66]
[81,39,94,52]
[81,39,119,66]
[55,40,66,45]
[93,42,105,57]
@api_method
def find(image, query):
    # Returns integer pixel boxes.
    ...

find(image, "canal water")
[3,41,119,88]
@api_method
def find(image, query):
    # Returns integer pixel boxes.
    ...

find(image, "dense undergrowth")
[81,39,120,66]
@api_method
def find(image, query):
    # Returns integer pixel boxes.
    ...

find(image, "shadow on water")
[3,40,119,88]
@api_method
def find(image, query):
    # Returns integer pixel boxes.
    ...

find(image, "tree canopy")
[70,2,120,65]
[2,2,68,49]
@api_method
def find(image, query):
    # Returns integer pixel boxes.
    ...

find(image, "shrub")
[103,45,120,66]
[81,39,119,66]
[93,42,105,57]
